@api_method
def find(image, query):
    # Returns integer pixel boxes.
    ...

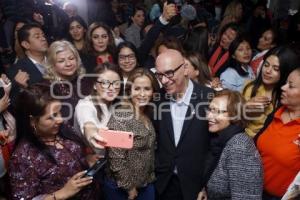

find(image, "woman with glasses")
[255,66,300,200]
[103,68,159,200]
[116,42,138,86]
[198,89,263,200]
[74,62,122,152]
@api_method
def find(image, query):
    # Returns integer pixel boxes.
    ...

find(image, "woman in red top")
[80,22,116,73]
[256,66,300,199]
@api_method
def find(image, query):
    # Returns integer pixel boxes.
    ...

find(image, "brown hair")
[184,52,212,85]
[214,89,247,128]
[84,22,116,56]
[124,67,160,116]
[91,62,123,121]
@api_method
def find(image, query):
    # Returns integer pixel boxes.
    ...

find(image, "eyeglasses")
[155,63,184,80]
[118,54,136,61]
[205,107,228,115]
[96,80,121,89]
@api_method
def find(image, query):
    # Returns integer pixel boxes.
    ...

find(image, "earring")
[32,124,37,135]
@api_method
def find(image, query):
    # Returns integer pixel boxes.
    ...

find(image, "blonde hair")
[44,40,85,81]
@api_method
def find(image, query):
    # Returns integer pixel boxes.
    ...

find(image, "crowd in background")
[0,0,300,199]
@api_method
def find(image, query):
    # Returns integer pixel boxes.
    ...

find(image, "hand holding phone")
[99,130,133,149]
[82,158,107,178]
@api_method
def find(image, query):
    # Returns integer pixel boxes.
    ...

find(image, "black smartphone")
[83,158,107,178]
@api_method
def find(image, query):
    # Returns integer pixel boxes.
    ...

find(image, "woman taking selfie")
[103,68,159,200]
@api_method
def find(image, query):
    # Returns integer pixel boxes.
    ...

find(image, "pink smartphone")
[99,130,134,149]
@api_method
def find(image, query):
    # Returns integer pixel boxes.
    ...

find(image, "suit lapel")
[24,58,43,83]
[161,102,176,145]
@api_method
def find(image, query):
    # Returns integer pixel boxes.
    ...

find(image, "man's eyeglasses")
[205,107,228,115]
[118,54,136,61]
[155,63,184,80]
[96,80,121,89]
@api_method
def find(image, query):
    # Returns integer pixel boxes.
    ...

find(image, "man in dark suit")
[7,23,48,104]
[154,49,214,200]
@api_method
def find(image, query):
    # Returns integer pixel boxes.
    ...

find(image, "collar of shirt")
[170,80,194,106]
[28,56,47,74]
[274,106,300,124]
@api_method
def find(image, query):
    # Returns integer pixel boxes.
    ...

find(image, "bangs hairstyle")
[91,62,123,121]
[85,22,116,55]
[67,15,88,41]
[45,40,85,80]
[115,41,138,64]
[214,89,247,128]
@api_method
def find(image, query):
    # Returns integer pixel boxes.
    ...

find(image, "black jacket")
[154,82,214,200]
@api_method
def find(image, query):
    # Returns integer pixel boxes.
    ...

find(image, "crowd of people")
[0,0,300,200]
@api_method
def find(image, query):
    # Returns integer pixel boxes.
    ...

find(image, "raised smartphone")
[99,130,134,149]
[83,158,107,178]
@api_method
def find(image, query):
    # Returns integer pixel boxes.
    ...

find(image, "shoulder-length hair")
[243,46,300,107]
[124,68,160,117]
[84,22,116,56]
[45,40,85,81]
[214,89,247,128]
[184,52,212,85]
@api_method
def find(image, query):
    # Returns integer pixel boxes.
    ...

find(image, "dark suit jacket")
[7,57,44,106]
[154,82,214,200]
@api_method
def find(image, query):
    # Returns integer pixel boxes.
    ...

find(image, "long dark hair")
[114,41,138,65]
[14,84,84,164]
[91,62,123,121]
[243,46,300,107]
[183,27,209,59]
[84,22,116,56]
[66,15,88,43]
[218,35,252,77]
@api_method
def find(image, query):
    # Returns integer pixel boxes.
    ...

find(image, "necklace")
[41,136,60,146]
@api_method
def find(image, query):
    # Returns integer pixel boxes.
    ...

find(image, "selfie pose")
[103,68,159,200]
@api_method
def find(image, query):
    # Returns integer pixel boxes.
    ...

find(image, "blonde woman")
[44,40,88,124]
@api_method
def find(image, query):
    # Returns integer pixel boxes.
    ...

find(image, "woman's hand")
[128,187,138,200]
[0,93,10,113]
[1,74,11,94]
[84,123,107,149]
[246,96,270,110]
[55,171,93,200]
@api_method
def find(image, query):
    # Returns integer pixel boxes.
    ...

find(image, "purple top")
[9,138,98,200]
